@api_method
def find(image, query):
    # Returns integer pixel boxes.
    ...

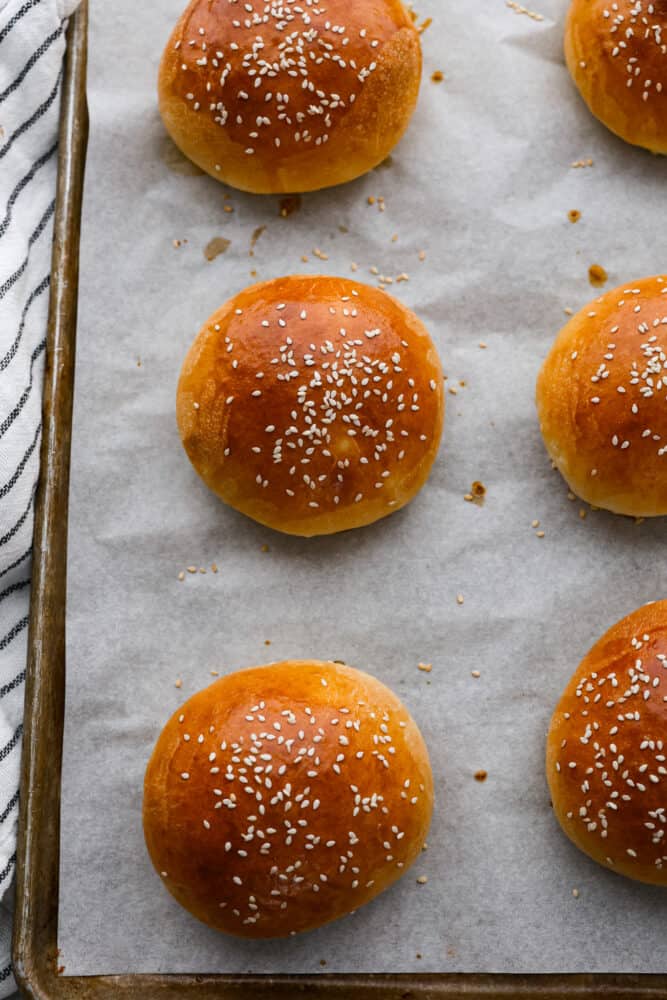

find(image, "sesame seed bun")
[176,275,444,536]
[546,601,667,886]
[536,275,667,517]
[158,0,422,193]
[143,660,433,938]
[565,0,667,155]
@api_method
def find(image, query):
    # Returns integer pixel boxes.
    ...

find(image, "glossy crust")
[158,0,422,193]
[143,660,434,938]
[536,275,667,517]
[177,275,444,536]
[565,0,667,154]
[547,601,667,886]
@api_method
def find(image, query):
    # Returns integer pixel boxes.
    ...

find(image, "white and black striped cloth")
[0,0,79,993]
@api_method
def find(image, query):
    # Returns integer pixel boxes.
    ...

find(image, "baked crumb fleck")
[416,875,428,884]
[418,662,433,673]
[572,888,580,899]
[568,209,581,223]
[571,158,594,168]
[536,530,546,539]
[177,571,185,582]
[174,679,182,689]
[279,195,301,218]
[418,250,426,261]
[465,481,486,506]
[588,264,608,288]
[211,563,218,574]
[474,770,488,782]
[186,566,197,574]
[456,594,464,606]
[431,70,444,83]
[261,544,270,553]
[471,670,481,678]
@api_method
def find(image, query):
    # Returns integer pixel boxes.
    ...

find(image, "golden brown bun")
[565,0,667,154]
[536,275,667,517]
[176,275,444,537]
[547,601,667,886]
[158,0,421,193]
[143,660,433,938]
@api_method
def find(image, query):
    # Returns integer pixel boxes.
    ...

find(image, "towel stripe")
[0,143,58,240]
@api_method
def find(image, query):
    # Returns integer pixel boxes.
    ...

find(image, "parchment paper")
[59,0,667,976]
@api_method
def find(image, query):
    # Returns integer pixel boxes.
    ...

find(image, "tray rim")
[11,5,667,998]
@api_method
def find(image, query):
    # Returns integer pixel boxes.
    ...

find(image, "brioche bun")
[547,601,667,886]
[565,0,667,154]
[143,660,434,938]
[158,0,422,193]
[536,275,667,517]
[176,275,444,536]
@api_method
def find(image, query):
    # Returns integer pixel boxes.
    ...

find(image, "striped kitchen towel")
[0,0,80,992]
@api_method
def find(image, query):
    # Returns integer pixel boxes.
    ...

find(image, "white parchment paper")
[59,0,667,976]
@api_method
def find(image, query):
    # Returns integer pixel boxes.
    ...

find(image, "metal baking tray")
[10,4,667,997]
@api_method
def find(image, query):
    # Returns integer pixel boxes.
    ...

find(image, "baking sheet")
[59,0,667,977]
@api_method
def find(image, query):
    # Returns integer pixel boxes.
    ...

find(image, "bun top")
[547,601,667,886]
[159,0,420,187]
[565,0,667,153]
[177,275,444,536]
[143,660,433,938]
[536,275,667,517]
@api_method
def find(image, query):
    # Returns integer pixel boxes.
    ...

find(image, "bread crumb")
[279,195,301,218]
[531,520,540,528]
[313,248,328,261]
[564,307,574,315]
[448,385,458,396]
[175,679,182,689]
[187,566,197,574]
[571,158,594,168]
[177,571,185,582]
[479,341,487,349]
[418,250,426,262]
[471,670,481,678]
[572,888,580,899]
[567,492,576,502]
[474,770,488,782]
[367,196,376,206]
[568,209,581,223]
[588,264,608,288]
[204,236,231,261]
[301,255,309,263]
[351,262,358,272]
[416,875,428,885]
[264,639,271,646]
[223,204,234,214]
[172,239,182,249]
[211,563,218,573]
[456,594,464,606]
[210,670,219,676]
[431,70,445,83]
[536,530,546,538]
[466,481,486,505]
[261,544,270,553]
[579,509,587,520]
[418,662,432,673]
